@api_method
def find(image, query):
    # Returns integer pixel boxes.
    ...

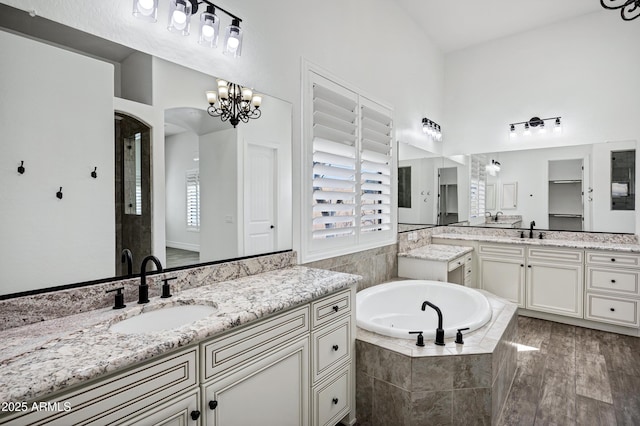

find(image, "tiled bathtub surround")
[0,251,297,331]
[304,244,397,291]
[397,227,439,253]
[356,291,518,426]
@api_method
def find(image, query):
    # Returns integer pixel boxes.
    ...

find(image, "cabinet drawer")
[120,389,200,426]
[586,251,640,268]
[312,366,351,426]
[312,289,351,329]
[585,294,639,327]
[312,317,351,383]
[586,267,640,296]
[528,247,583,263]
[202,306,309,380]
[478,244,525,258]
[2,348,198,426]
[448,256,465,272]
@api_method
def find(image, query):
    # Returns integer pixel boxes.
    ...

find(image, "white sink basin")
[110,304,218,334]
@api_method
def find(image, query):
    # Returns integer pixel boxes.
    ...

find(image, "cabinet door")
[120,389,200,426]
[526,261,583,317]
[203,338,309,426]
[478,256,525,307]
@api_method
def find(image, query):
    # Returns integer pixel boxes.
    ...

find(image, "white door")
[245,144,277,255]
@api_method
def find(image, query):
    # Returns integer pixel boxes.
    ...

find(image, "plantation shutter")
[311,79,358,239]
[469,155,486,219]
[360,100,392,233]
[186,169,200,230]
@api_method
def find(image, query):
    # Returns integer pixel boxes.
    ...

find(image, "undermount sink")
[110,304,218,334]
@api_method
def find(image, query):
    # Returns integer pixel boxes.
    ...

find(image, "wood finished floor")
[499,316,640,426]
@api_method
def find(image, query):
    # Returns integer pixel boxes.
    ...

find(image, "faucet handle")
[408,331,425,347]
[160,277,177,298]
[106,287,126,310]
[455,328,470,345]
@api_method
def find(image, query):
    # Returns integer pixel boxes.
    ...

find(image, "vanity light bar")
[132,0,244,57]
[422,117,442,142]
[509,116,561,138]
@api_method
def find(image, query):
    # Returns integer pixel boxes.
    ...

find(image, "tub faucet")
[484,211,492,221]
[529,220,536,239]
[495,211,503,222]
[421,301,445,346]
[121,249,133,277]
[139,255,163,304]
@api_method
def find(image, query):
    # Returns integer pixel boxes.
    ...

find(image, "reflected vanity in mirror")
[0,4,292,297]
[397,140,637,235]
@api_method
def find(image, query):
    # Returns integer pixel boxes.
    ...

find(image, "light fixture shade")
[539,120,546,133]
[198,6,220,48]
[523,122,531,136]
[206,90,218,105]
[133,0,158,22]
[554,117,562,133]
[168,0,192,35]
[223,18,243,57]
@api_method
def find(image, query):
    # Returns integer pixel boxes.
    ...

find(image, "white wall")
[199,128,239,262]
[398,157,438,224]
[444,11,640,157]
[0,30,114,294]
[165,131,200,251]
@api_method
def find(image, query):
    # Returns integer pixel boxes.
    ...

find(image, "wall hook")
[91,167,98,179]
[17,161,25,175]
[56,187,63,200]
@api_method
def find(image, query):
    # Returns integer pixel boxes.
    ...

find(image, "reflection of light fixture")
[422,118,442,141]
[486,159,501,176]
[206,80,262,127]
[601,0,640,21]
[509,116,562,137]
[132,0,244,57]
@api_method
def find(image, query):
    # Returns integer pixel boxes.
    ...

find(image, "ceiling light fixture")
[132,0,244,56]
[422,118,442,142]
[600,0,640,21]
[509,116,562,138]
[206,80,262,127]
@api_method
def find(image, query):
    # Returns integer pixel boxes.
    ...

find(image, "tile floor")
[499,316,640,425]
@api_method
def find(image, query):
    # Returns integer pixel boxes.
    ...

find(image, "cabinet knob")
[190,410,201,420]
[332,305,339,312]
[527,265,532,268]
[209,400,218,410]
[332,344,339,351]
[611,279,616,284]
[332,398,339,405]
[520,264,524,267]
[611,258,616,262]
[610,308,616,312]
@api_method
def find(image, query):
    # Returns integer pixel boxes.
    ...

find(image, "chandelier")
[600,0,640,21]
[206,80,262,127]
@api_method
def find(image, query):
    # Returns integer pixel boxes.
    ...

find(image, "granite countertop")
[0,266,360,404]
[434,232,640,253]
[398,244,473,262]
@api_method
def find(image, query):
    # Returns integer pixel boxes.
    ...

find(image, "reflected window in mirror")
[398,166,411,208]
[611,150,635,211]
[124,133,143,215]
[186,169,200,231]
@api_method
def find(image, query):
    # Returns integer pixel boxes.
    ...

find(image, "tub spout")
[421,301,445,346]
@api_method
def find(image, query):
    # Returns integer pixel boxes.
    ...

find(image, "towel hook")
[91,167,98,179]
[56,187,63,200]
[17,161,25,175]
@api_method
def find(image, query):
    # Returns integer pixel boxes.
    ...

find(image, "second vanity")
[0,266,360,426]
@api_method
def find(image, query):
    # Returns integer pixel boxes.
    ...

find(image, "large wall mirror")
[0,5,292,297]
[398,140,637,234]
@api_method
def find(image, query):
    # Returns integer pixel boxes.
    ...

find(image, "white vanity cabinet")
[526,247,584,317]
[585,251,640,327]
[1,347,200,426]
[478,244,526,307]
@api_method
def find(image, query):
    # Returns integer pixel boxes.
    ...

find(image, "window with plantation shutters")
[360,102,392,233]
[304,64,395,261]
[186,169,200,231]
[469,155,486,220]
[312,83,358,239]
